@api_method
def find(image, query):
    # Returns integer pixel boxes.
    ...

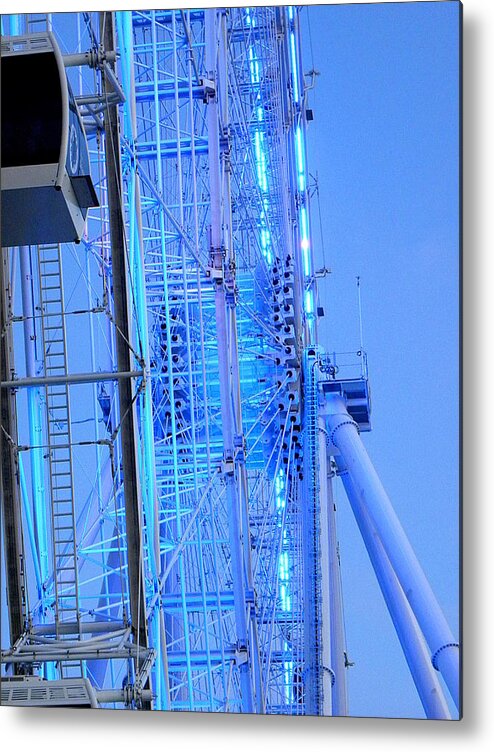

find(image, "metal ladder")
[38,244,81,676]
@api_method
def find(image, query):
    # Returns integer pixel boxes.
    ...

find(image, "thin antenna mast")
[356,276,364,372]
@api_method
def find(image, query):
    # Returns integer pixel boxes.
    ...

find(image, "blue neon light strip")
[289,33,299,103]
[287,9,316,320]
[19,455,43,597]
[304,289,314,314]
[247,16,273,266]
[295,126,305,192]
[276,472,292,612]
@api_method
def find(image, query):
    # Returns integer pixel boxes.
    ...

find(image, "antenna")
[356,275,364,371]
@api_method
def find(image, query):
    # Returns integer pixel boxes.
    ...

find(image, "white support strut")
[324,394,459,712]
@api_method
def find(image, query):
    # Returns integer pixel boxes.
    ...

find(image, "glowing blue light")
[261,227,270,250]
[254,131,268,193]
[304,290,314,314]
[295,126,306,192]
[279,552,289,581]
[288,6,294,22]
[279,584,291,612]
[275,469,286,510]
[295,127,304,172]
[284,652,294,702]
[280,584,287,610]
[249,47,260,84]
[247,24,274,274]
[290,32,299,103]
[254,130,262,161]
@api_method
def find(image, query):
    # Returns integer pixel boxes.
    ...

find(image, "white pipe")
[325,394,459,712]
[336,457,452,719]
[323,443,349,716]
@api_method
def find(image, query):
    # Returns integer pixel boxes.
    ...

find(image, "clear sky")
[302,0,460,718]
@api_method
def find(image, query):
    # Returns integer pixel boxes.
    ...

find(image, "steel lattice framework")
[0,7,322,714]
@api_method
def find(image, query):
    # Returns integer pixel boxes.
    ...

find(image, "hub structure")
[0,8,459,717]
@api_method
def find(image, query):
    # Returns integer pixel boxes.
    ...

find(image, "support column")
[322,433,349,716]
[205,7,256,713]
[115,9,169,709]
[100,11,148,655]
[336,457,451,719]
[325,394,459,712]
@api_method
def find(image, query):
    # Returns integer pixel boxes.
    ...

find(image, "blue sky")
[302,1,460,718]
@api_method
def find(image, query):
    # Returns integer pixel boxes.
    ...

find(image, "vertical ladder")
[38,244,81,675]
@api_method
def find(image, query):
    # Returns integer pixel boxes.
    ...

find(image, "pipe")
[322,434,349,716]
[336,457,452,720]
[325,394,459,712]
[1,370,143,389]
[317,419,337,714]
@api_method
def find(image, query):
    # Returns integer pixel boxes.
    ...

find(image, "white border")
[2,0,493,748]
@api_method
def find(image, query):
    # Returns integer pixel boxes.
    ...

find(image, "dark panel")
[1,52,63,168]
